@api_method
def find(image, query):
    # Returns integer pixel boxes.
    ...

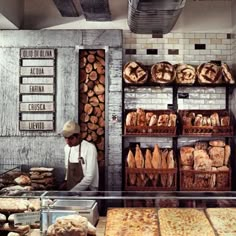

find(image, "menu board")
[19,48,56,131]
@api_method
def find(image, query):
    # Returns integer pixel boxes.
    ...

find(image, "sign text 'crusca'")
[20,102,54,112]
[20,121,54,131]
[20,49,55,59]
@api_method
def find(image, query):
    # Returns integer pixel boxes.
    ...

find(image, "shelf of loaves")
[123,61,235,86]
[124,108,234,137]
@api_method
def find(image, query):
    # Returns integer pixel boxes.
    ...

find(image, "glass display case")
[0,191,236,235]
[41,191,236,236]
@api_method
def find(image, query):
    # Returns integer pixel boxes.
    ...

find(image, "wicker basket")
[124,109,177,136]
[179,109,234,136]
[179,167,231,191]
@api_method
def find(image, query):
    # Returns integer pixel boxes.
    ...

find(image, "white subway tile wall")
[123,31,232,111]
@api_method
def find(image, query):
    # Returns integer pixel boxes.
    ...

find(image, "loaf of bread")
[197,62,222,84]
[14,175,31,185]
[0,198,30,213]
[157,114,169,126]
[175,64,196,84]
[123,61,148,84]
[105,208,159,236]
[208,146,225,167]
[151,62,176,84]
[30,167,54,172]
[0,213,6,226]
[159,208,215,236]
[127,149,136,185]
[180,147,194,166]
[47,214,96,236]
[209,140,225,147]
[221,63,235,84]
[125,112,137,126]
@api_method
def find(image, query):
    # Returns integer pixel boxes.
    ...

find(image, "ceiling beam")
[53,0,81,17]
[80,0,112,21]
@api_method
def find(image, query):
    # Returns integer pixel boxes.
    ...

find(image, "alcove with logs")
[79,49,105,190]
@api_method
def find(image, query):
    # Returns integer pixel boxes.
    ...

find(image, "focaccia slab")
[158,208,215,236]
[206,208,236,235]
[105,208,159,236]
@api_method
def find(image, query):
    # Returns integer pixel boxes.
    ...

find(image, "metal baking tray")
[51,199,96,211]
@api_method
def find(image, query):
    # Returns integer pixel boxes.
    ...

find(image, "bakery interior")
[1,0,236,235]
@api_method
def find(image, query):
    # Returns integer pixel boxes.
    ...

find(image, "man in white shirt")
[61,120,99,191]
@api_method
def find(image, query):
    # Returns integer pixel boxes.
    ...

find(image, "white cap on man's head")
[61,120,80,138]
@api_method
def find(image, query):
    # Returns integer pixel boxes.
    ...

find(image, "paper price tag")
[14,212,40,226]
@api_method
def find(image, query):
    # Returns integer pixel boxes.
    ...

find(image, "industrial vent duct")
[128,0,186,34]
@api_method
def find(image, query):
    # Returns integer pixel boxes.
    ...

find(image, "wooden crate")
[179,109,234,136]
[125,167,177,191]
[179,168,231,191]
[124,109,177,136]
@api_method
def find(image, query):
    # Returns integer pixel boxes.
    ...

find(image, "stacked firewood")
[79,50,105,166]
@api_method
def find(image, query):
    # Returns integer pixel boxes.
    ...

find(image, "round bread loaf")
[197,62,222,84]
[151,61,176,84]
[175,64,196,84]
[123,61,148,84]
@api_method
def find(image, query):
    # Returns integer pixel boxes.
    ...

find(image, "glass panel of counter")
[41,191,236,236]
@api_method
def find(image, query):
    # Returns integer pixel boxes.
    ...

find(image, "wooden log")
[93,107,102,117]
[87,80,94,90]
[80,123,88,132]
[94,84,105,95]
[88,123,99,131]
[81,131,87,139]
[99,74,105,84]
[79,103,84,113]
[94,62,105,74]
[98,117,105,127]
[80,57,87,68]
[97,50,105,58]
[89,96,99,106]
[99,103,105,111]
[80,94,88,104]
[87,54,95,63]
[91,131,98,142]
[84,103,93,115]
[86,134,92,142]
[80,83,88,93]
[89,71,98,81]
[80,112,90,122]
[96,56,105,66]
[89,50,96,54]
[80,51,88,58]
[90,115,98,124]
[87,90,95,97]
[96,137,104,151]
[97,151,104,161]
[102,111,105,119]
[85,63,93,73]
[98,94,105,103]
[80,69,88,82]
[96,127,104,136]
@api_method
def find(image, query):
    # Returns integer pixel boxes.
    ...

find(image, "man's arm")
[71,143,98,191]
